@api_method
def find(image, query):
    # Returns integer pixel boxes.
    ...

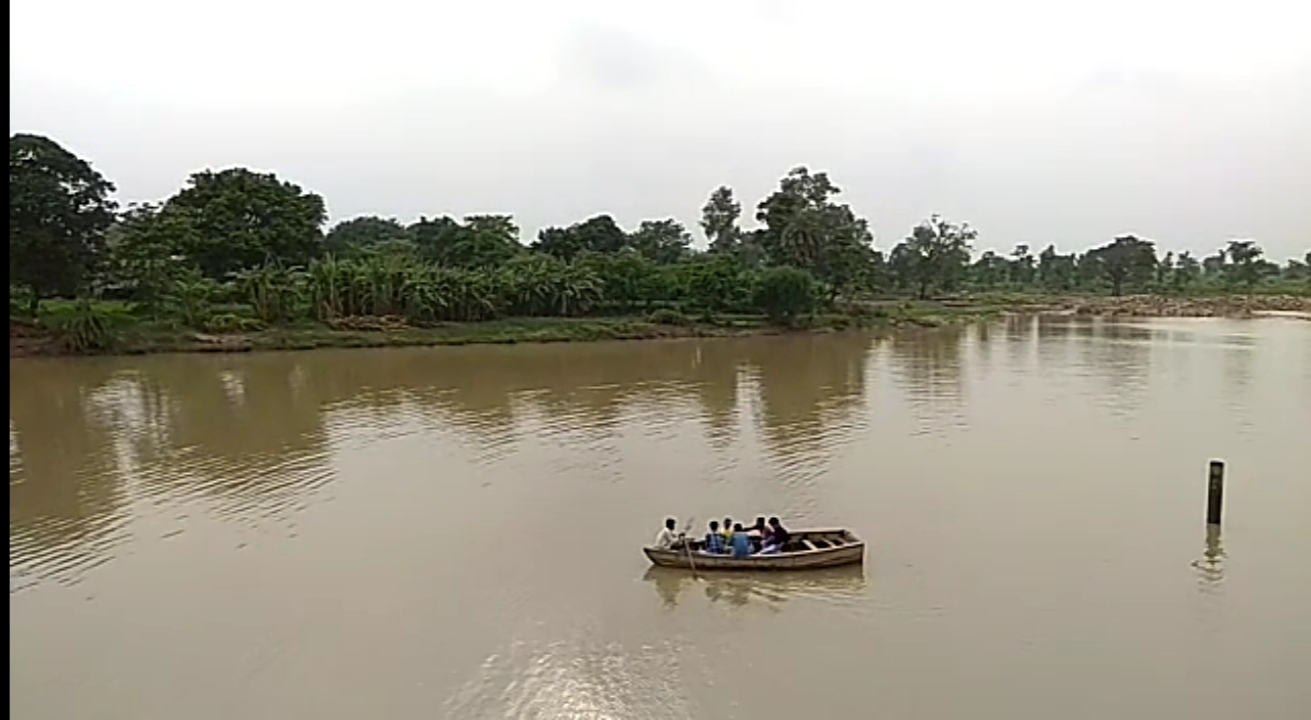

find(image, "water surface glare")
[10,317,1311,719]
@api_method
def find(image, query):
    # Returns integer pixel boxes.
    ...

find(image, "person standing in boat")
[654,517,680,550]
[703,520,727,554]
[760,517,791,554]
[729,523,753,558]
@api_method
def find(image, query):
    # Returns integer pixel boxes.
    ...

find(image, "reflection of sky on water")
[10,319,1311,719]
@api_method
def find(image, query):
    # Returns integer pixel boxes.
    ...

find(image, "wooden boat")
[643,528,865,571]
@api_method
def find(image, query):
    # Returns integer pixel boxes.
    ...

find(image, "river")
[9,316,1311,719]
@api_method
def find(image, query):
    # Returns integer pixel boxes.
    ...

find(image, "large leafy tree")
[411,215,464,262]
[628,218,691,264]
[575,248,663,312]
[1009,244,1036,287]
[531,226,581,262]
[9,133,119,314]
[681,253,750,314]
[570,214,629,254]
[1156,251,1176,288]
[324,216,410,256]
[1201,249,1228,280]
[105,203,198,315]
[1086,235,1158,296]
[1037,245,1077,291]
[888,215,975,299]
[411,214,522,268]
[163,167,327,279]
[1172,251,1201,292]
[969,250,1009,289]
[700,186,742,254]
[754,166,874,297]
[1224,239,1266,292]
[531,214,629,260]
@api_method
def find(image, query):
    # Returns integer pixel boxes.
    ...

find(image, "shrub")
[752,266,818,325]
[52,301,116,352]
[202,313,266,333]
[647,308,691,326]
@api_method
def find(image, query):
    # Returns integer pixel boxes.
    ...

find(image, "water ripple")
[443,635,697,719]
[9,466,133,593]
[132,445,336,529]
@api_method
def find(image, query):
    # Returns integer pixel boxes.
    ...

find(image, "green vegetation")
[9,133,1311,356]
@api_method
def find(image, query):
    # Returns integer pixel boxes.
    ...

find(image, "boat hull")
[643,528,865,571]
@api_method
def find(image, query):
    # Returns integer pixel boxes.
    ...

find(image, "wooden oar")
[680,517,698,578]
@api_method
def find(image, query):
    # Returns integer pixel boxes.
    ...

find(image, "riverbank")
[7,312,909,358]
[10,293,1309,358]
[975,293,1311,318]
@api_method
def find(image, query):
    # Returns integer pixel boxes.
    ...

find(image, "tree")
[1173,251,1201,292]
[970,250,1009,289]
[411,214,522,268]
[411,215,465,264]
[754,166,874,297]
[1156,251,1175,288]
[888,215,975,299]
[1293,252,1311,287]
[531,226,580,261]
[862,249,892,295]
[531,214,629,260]
[1037,245,1077,291]
[9,133,119,314]
[701,186,742,253]
[681,253,749,315]
[324,216,410,256]
[163,167,327,279]
[462,214,524,267]
[1224,239,1265,292]
[1202,249,1228,280]
[1285,258,1309,283]
[1009,244,1036,287]
[1086,235,1158,296]
[752,266,817,325]
[571,214,629,254]
[105,203,197,316]
[574,249,662,312]
[628,219,691,264]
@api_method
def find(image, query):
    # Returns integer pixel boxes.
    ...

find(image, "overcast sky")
[11,0,1311,259]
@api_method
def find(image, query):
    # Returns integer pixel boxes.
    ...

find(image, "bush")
[202,313,266,333]
[647,308,691,326]
[752,266,818,325]
[51,301,117,353]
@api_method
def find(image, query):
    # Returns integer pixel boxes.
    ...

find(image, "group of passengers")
[653,516,792,558]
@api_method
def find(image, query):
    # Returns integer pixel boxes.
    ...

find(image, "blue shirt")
[731,532,752,558]
[704,532,726,553]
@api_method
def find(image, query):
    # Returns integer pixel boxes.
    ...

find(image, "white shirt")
[654,527,678,550]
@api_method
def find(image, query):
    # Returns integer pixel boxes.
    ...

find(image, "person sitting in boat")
[721,517,734,544]
[760,517,791,554]
[654,517,681,550]
[703,520,727,554]
[749,516,770,552]
[730,523,754,559]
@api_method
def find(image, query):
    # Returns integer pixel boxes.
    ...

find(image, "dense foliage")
[9,133,1311,332]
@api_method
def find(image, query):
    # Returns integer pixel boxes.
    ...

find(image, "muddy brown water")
[10,317,1311,719]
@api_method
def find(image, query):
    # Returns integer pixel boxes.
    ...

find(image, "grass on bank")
[17,285,1311,358]
[11,298,1002,357]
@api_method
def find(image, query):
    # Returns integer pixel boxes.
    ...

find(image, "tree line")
[11,133,1311,329]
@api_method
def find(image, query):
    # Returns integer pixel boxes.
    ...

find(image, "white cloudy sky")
[11,0,1311,259]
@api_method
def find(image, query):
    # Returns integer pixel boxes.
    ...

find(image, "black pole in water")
[1206,460,1225,526]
